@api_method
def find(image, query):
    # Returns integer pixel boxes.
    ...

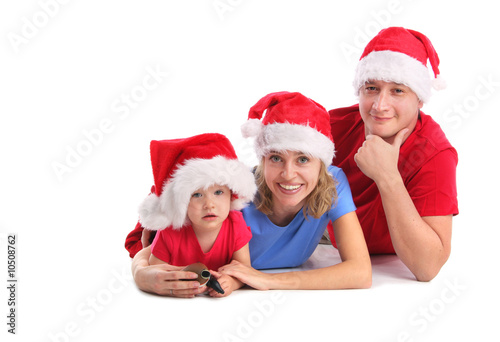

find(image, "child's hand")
[207,271,234,297]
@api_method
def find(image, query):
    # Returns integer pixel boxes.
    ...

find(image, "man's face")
[358,80,423,143]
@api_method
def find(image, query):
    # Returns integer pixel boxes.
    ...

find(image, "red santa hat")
[138,133,257,230]
[353,27,445,103]
[241,91,334,166]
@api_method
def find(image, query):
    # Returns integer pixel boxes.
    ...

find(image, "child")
[138,133,257,297]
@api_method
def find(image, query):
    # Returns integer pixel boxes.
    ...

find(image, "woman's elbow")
[360,266,372,289]
[354,259,372,289]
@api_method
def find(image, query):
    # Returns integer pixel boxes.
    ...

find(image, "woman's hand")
[219,260,271,290]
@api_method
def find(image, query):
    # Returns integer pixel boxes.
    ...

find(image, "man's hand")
[132,247,205,297]
[354,128,409,183]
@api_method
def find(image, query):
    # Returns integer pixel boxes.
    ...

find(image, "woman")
[127,91,371,297]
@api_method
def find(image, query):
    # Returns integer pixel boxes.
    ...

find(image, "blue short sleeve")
[327,165,356,222]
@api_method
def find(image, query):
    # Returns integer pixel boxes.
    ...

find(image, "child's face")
[187,184,231,232]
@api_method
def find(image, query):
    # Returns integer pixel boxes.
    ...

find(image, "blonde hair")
[253,160,337,219]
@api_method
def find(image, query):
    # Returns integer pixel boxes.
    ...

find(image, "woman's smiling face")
[263,150,321,213]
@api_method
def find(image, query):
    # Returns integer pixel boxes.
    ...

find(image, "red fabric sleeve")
[150,229,172,263]
[230,211,252,252]
[124,222,145,258]
[124,221,158,258]
[125,186,157,258]
[407,148,459,217]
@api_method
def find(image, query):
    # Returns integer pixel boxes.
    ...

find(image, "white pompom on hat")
[353,27,445,103]
[241,91,335,166]
[138,133,257,230]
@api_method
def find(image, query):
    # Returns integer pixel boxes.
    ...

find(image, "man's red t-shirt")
[328,104,459,254]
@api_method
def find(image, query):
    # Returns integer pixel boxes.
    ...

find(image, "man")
[328,27,458,281]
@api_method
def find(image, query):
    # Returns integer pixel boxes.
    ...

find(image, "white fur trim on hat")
[353,50,432,102]
[252,122,335,166]
[241,118,263,139]
[137,193,169,231]
[138,156,256,230]
[433,74,446,91]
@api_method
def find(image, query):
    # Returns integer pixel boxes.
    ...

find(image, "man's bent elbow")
[413,257,448,282]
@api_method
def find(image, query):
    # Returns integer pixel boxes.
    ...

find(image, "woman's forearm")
[220,255,371,291]
[264,259,372,290]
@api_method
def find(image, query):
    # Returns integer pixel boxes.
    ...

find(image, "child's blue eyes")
[191,190,224,198]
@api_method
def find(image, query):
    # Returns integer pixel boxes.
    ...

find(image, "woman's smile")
[278,183,303,192]
[264,151,320,211]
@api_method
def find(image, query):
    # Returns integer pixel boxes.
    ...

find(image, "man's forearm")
[376,175,451,281]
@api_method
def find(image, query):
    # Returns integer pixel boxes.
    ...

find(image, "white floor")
[70,237,487,342]
[1,209,495,342]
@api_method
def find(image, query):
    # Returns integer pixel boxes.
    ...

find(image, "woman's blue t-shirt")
[242,165,356,270]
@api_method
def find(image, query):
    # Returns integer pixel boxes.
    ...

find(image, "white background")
[1,1,499,341]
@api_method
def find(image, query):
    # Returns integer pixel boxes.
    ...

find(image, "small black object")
[207,276,225,294]
[182,263,225,295]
